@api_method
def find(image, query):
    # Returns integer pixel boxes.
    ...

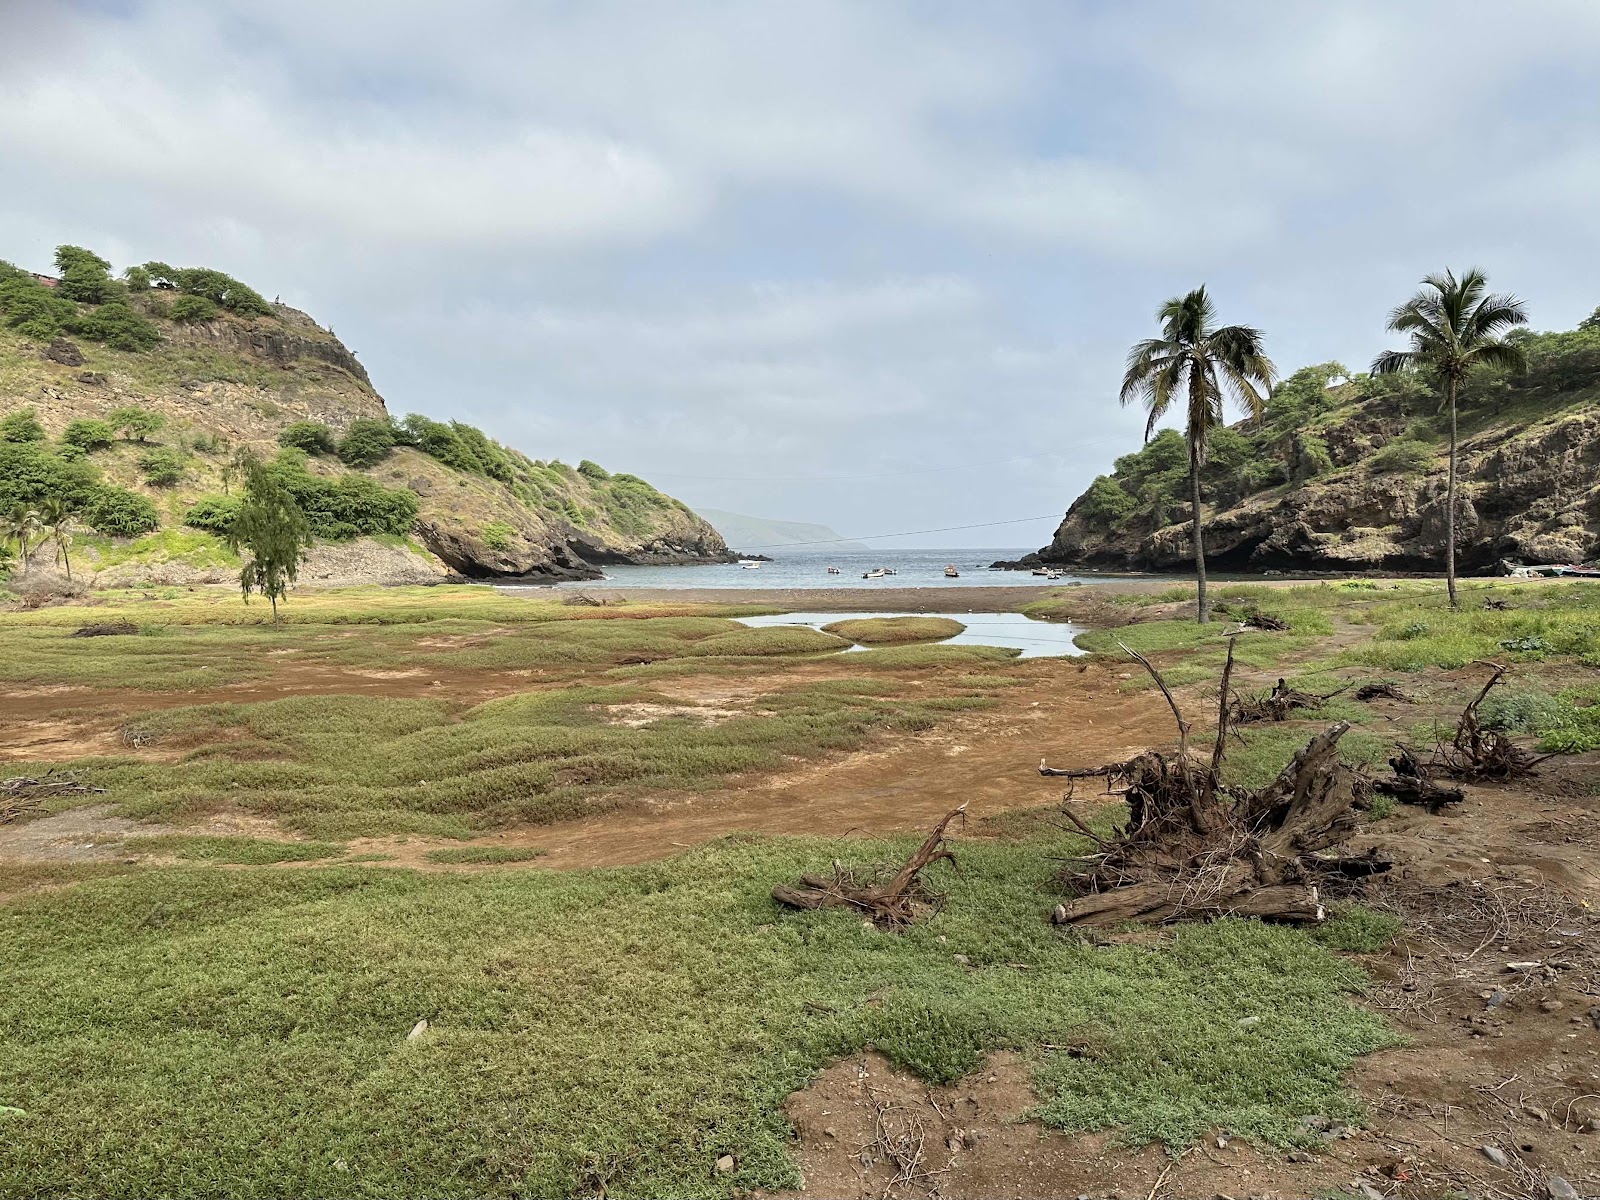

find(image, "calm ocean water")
[522,547,1152,590]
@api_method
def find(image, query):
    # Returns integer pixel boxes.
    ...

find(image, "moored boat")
[944,564,960,578]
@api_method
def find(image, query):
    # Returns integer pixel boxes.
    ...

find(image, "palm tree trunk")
[1445,376,1458,610]
[1190,443,1209,623]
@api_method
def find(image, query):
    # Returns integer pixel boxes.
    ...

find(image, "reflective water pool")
[734,611,1086,658]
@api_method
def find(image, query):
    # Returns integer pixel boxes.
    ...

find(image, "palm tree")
[1371,269,1526,609]
[37,497,80,580]
[1121,287,1276,623]
[3,504,43,577]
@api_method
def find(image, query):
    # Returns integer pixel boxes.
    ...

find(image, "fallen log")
[773,802,967,927]
[1,770,104,824]
[69,621,139,638]
[1375,747,1464,812]
[1355,682,1412,703]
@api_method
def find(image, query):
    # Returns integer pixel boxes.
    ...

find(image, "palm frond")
[1467,293,1529,339]
[1466,339,1527,374]
[1370,348,1416,376]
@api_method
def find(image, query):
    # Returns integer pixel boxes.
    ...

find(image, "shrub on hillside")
[108,405,166,442]
[170,294,220,324]
[54,245,117,305]
[1370,439,1434,475]
[0,442,99,513]
[141,262,272,316]
[71,301,161,351]
[577,460,610,481]
[1078,475,1136,525]
[278,422,337,455]
[61,418,116,452]
[139,447,188,487]
[337,417,398,467]
[0,274,79,341]
[0,408,46,443]
[83,486,160,536]
[184,495,241,534]
[260,452,418,539]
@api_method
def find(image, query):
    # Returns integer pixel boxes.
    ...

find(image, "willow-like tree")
[1121,287,1276,623]
[227,458,312,623]
[1371,269,1526,609]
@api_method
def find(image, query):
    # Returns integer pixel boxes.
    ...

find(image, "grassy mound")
[821,616,965,645]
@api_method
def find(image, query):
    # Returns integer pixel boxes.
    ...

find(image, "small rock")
[1356,1185,1385,1200]
[952,953,971,966]
[1052,904,1069,924]
[1238,1015,1262,1029]
[1486,989,1509,1009]
[822,1126,836,1139]
[1506,961,1543,972]
[962,1129,983,1148]
[1299,1115,1332,1132]
[1540,999,1565,1013]
[406,1019,429,1041]
[1523,1104,1550,1123]
[44,337,85,366]
[1547,1177,1580,1200]
[1216,1135,1230,1149]
[947,1134,963,1152]
[1582,1117,1600,1134]
[1481,1145,1509,1167]
[1588,1005,1600,1030]
[1286,1150,1314,1163]
[332,1159,349,1173]
[715,1154,735,1173]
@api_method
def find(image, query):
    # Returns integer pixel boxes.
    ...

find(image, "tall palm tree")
[3,504,43,577]
[37,497,80,580]
[1371,269,1526,609]
[1121,286,1276,623]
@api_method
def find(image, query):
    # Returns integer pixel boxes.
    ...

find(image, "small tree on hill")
[227,458,312,624]
[0,408,46,443]
[108,405,166,443]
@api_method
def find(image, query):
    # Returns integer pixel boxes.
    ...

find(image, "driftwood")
[1483,598,1511,611]
[1431,663,1550,781]
[1049,642,1388,928]
[1356,682,1413,703]
[1229,678,1344,725]
[1,770,104,823]
[69,621,138,638]
[1375,747,1464,812]
[773,803,967,926]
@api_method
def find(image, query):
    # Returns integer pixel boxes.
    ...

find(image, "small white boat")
[944,565,960,578]
[862,568,889,580]
[827,566,841,575]
[1031,567,1050,576]
[741,563,761,570]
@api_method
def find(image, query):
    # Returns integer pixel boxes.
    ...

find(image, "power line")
[737,513,1061,550]
[647,435,1134,484]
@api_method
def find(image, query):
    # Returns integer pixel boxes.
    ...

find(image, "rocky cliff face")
[0,299,729,584]
[1029,337,1600,575]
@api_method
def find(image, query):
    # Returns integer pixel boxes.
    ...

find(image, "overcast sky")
[4,2,1598,548]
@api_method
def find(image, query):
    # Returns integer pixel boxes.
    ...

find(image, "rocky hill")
[1021,311,1600,575]
[0,248,730,586]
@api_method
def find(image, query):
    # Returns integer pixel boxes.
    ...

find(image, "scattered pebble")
[952,953,970,966]
[1486,989,1509,1009]
[406,1019,429,1041]
[1523,1104,1550,1123]
[715,1154,735,1173]
[1547,1177,1580,1200]
[1540,999,1565,1013]
[1481,1145,1509,1167]
[1238,1015,1262,1029]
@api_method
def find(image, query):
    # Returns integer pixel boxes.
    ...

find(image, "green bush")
[61,419,116,452]
[83,486,160,536]
[0,441,100,513]
[71,301,161,351]
[123,265,151,292]
[1078,475,1136,525]
[336,417,398,467]
[1369,439,1435,475]
[139,447,188,487]
[278,422,337,455]
[260,452,418,539]
[169,294,220,324]
[108,406,166,442]
[142,262,272,316]
[54,245,116,304]
[0,408,46,443]
[183,495,241,534]
[0,275,79,341]
[577,459,611,481]
[481,520,516,551]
